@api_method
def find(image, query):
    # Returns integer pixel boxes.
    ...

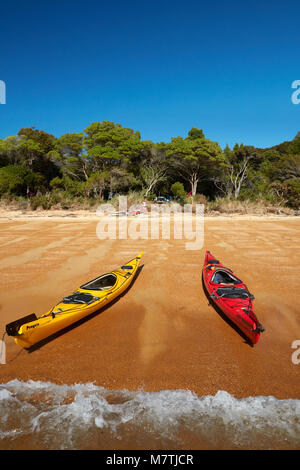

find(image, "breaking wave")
[0,380,299,449]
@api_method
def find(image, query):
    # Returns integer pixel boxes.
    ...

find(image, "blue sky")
[0,0,299,149]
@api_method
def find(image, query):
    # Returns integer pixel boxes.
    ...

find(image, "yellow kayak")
[6,252,143,349]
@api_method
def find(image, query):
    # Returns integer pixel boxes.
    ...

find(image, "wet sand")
[0,213,299,399]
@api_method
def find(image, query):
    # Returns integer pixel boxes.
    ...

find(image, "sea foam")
[0,380,299,449]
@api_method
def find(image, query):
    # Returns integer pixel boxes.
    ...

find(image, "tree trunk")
[144,179,158,197]
[81,162,89,181]
[229,156,250,199]
[190,173,198,196]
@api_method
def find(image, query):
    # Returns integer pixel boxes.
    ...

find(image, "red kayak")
[202,250,264,344]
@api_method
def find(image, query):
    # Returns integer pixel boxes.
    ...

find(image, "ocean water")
[0,380,299,450]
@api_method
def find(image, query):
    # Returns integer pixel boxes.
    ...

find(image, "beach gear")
[202,250,264,344]
[6,252,143,349]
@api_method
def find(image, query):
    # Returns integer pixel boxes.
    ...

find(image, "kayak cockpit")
[80,273,117,291]
[211,270,242,285]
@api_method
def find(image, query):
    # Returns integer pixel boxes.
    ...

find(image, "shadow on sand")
[201,274,254,348]
[26,264,144,353]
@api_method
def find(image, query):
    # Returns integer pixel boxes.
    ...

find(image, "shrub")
[206,196,293,215]
[109,191,145,209]
[30,195,52,210]
[145,192,156,201]
[88,198,97,207]
[171,182,186,199]
[192,194,207,205]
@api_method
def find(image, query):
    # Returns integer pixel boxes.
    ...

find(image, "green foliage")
[109,168,140,193]
[85,171,110,198]
[166,128,224,195]
[55,133,87,180]
[0,122,299,211]
[288,133,300,154]
[145,192,156,201]
[16,128,60,182]
[0,165,45,196]
[83,121,147,173]
[188,128,205,140]
[171,182,186,199]
[50,176,65,190]
[265,154,300,182]
[282,178,300,208]
[18,127,56,154]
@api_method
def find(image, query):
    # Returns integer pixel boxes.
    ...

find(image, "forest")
[0,121,299,212]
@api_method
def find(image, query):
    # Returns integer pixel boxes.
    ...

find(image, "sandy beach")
[0,211,299,400]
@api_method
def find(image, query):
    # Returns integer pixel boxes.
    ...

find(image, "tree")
[18,138,43,171]
[85,171,110,199]
[0,136,23,166]
[140,163,167,197]
[268,181,287,206]
[212,144,256,199]
[17,128,59,182]
[109,168,139,194]
[188,127,205,140]
[139,143,169,197]
[18,127,56,154]
[266,154,300,182]
[0,139,9,167]
[0,165,45,196]
[56,133,88,180]
[167,129,224,196]
[83,121,146,173]
[229,144,253,198]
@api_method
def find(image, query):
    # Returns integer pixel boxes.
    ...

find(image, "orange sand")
[0,213,299,399]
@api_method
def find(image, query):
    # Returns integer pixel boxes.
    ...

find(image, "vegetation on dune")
[0,121,299,213]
